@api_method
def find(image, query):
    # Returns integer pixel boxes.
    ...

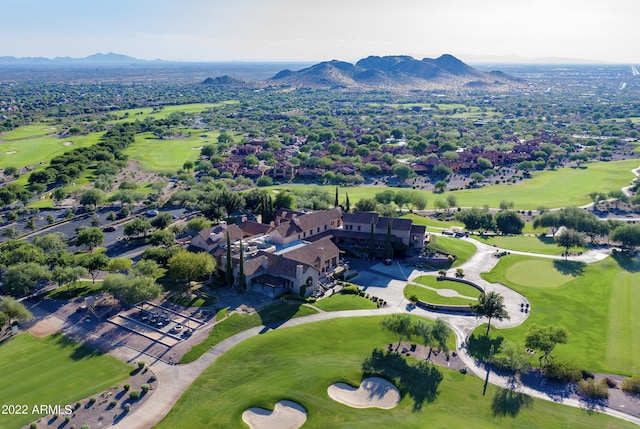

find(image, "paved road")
[105,236,640,428]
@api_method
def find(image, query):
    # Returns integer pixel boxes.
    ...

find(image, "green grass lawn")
[123,132,208,172]
[157,317,633,429]
[401,213,464,229]
[180,301,318,363]
[46,281,104,299]
[269,159,640,210]
[0,132,101,170]
[107,102,238,124]
[312,293,378,311]
[426,235,477,268]
[404,283,478,305]
[413,275,482,296]
[479,254,640,375]
[472,234,587,255]
[123,130,241,172]
[0,333,131,428]
[0,123,58,140]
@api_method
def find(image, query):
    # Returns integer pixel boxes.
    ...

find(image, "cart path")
[108,237,640,428]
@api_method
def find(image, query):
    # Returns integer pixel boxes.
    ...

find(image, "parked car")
[146,210,159,217]
[102,226,117,232]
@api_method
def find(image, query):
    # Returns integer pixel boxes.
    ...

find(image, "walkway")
[107,236,639,428]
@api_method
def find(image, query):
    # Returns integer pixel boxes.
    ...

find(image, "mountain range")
[0,52,166,66]
[268,54,518,90]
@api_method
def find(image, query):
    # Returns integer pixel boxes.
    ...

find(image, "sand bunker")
[327,377,400,409]
[242,400,307,429]
[5,151,16,155]
[62,141,73,146]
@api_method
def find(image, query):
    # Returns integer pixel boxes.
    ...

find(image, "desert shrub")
[141,383,150,393]
[603,377,617,388]
[137,360,145,369]
[621,376,640,394]
[109,400,117,408]
[542,361,581,383]
[65,416,71,422]
[129,390,141,400]
[89,397,96,404]
[81,425,91,429]
[124,403,131,412]
[123,384,130,391]
[30,423,37,429]
[577,378,609,399]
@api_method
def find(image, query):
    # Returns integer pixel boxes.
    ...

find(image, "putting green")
[481,255,640,374]
[504,259,576,288]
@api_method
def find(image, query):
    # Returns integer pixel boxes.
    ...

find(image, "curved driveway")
[110,237,640,428]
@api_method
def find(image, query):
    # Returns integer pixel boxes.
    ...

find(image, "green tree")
[225,232,233,286]
[150,212,174,230]
[471,291,510,336]
[146,230,175,247]
[555,229,586,259]
[273,191,296,210]
[384,221,393,260]
[124,218,153,238]
[3,263,50,296]
[498,341,531,377]
[79,189,105,211]
[354,198,377,212]
[107,258,133,273]
[52,265,88,293]
[610,224,640,249]
[524,324,569,366]
[368,220,375,259]
[32,233,67,253]
[0,296,32,325]
[455,207,494,233]
[533,211,561,236]
[76,252,110,284]
[130,259,161,278]
[75,227,104,252]
[186,217,211,234]
[0,240,46,266]
[380,313,413,352]
[237,240,246,292]
[392,164,416,181]
[495,210,524,235]
[446,194,457,212]
[183,160,195,172]
[411,192,427,211]
[434,180,447,193]
[168,250,216,290]
[104,275,162,306]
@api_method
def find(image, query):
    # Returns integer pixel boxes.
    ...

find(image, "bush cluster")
[542,361,581,382]
[621,376,640,395]
[577,378,609,399]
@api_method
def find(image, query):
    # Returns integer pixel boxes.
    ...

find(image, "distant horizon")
[2,1,638,65]
[0,51,630,66]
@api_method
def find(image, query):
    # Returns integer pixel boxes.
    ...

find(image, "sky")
[2,0,639,63]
